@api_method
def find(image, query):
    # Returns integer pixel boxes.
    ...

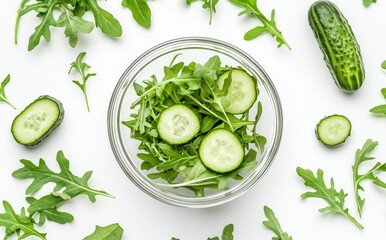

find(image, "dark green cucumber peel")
[308,1,365,93]
[11,95,64,147]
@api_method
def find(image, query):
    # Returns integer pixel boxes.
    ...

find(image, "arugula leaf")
[369,88,386,115]
[85,0,123,37]
[352,139,384,217]
[26,195,73,226]
[0,201,47,240]
[263,206,293,240]
[15,0,122,50]
[69,52,96,112]
[27,0,58,51]
[12,150,114,202]
[172,224,233,240]
[228,0,291,49]
[56,6,95,48]
[122,0,152,28]
[186,0,220,24]
[363,0,377,7]
[0,74,16,109]
[296,167,363,229]
[381,60,386,69]
[83,223,124,240]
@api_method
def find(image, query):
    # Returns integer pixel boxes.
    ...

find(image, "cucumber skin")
[11,95,65,147]
[315,114,351,147]
[308,1,365,93]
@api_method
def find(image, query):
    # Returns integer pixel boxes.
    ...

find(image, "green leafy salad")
[123,55,266,196]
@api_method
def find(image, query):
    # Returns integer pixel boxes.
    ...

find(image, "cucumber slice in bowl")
[11,95,64,147]
[315,114,351,147]
[157,104,200,145]
[199,129,245,173]
[217,69,257,114]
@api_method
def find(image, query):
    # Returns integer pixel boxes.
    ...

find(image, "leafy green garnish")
[263,206,293,240]
[229,0,291,49]
[83,223,124,240]
[69,52,96,112]
[186,0,220,24]
[369,88,386,115]
[296,167,363,229]
[26,195,73,226]
[363,0,377,7]
[0,74,16,109]
[172,224,234,240]
[12,150,114,201]
[353,139,386,217]
[122,0,152,28]
[15,0,122,50]
[124,55,266,196]
[0,201,47,240]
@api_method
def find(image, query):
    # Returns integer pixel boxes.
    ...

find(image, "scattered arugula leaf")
[296,167,363,229]
[228,0,291,49]
[186,0,220,24]
[363,0,377,7]
[381,60,386,69]
[83,223,124,240]
[26,195,74,226]
[15,0,122,50]
[12,150,114,201]
[122,0,152,28]
[263,206,293,240]
[352,139,386,217]
[0,74,16,109]
[369,88,386,115]
[69,52,96,112]
[0,200,47,240]
[172,224,234,240]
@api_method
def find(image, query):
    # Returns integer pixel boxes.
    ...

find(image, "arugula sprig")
[83,223,124,240]
[186,0,220,24]
[0,74,16,109]
[15,0,122,50]
[297,167,363,229]
[122,0,152,28]
[369,88,386,115]
[263,206,293,240]
[171,224,234,240]
[69,52,96,112]
[353,139,386,217]
[12,150,114,201]
[363,0,377,7]
[229,0,291,49]
[0,201,47,240]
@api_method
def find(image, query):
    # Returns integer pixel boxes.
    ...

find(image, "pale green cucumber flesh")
[11,95,64,147]
[315,114,351,146]
[157,104,200,145]
[217,69,257,114]
[199,129,244,173]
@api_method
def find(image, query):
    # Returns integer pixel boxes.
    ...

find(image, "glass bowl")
[107,37,283,208]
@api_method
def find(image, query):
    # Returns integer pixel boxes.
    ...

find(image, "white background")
[1,0,386,239]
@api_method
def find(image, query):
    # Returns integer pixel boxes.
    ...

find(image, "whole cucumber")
[308,0,365,93]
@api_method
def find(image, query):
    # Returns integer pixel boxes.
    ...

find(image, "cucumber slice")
[199,129,245,173]
[11,95,64,147]
[315,114,351,146]
[157,104,200,145]
[217,69,257,114]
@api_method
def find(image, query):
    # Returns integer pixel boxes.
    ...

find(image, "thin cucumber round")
[199,129,245,173]
[217,69,257,114]
[315,114,351,146]
[11,95,64,147]
[157,104,200,145]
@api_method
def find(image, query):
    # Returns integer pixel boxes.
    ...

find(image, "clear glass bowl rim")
[107,37,283,208]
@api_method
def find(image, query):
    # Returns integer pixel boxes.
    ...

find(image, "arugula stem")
[236,1,291,50]
[84,89,91,112]
[131,78,198,107]
[0,96,16,109]
[185,94,227,123]
[14,0,29,45]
